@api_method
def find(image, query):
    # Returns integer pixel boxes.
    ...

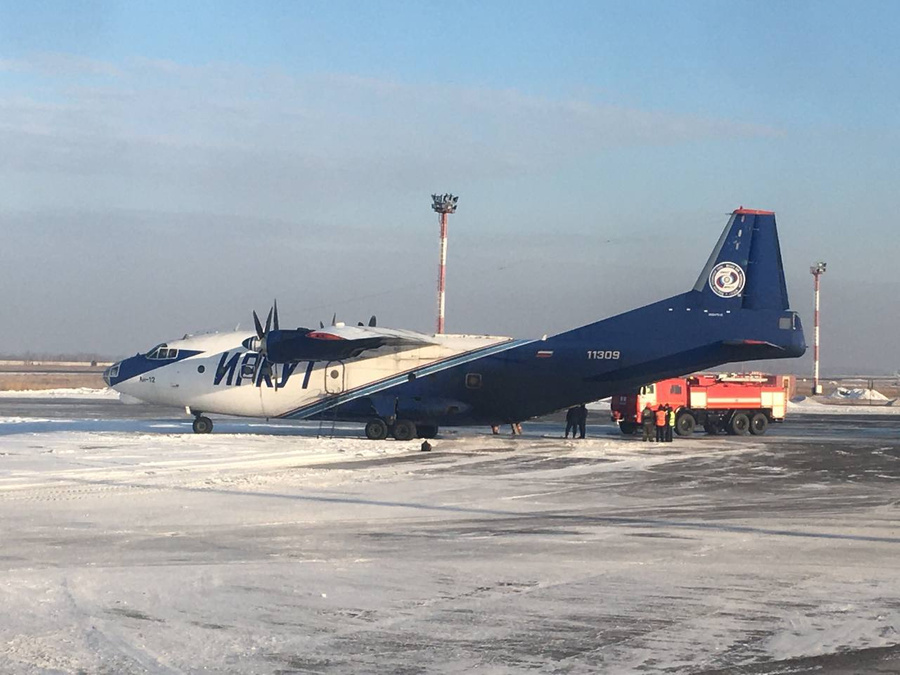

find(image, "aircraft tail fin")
[692,207,789,311]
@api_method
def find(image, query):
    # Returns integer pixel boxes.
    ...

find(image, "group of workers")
[641,403,675,442]
[565,404,588,439]
[487,402,678,442]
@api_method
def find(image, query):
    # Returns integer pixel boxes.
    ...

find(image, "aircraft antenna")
[431,193,459,334]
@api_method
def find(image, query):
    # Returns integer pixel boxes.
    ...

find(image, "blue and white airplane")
[105,207,806,439]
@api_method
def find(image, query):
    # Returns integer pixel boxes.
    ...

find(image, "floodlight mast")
[431,193,458,334]
[810,261,827,394]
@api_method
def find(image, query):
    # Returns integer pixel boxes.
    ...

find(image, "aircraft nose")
[103,361,121,387]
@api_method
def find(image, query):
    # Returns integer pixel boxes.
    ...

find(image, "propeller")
[250,301,280,388]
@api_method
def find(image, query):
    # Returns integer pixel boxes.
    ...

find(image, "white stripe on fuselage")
[112,331,520,418]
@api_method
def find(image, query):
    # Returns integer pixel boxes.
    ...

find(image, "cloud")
[0,52,122,77]
[0,53,779,203]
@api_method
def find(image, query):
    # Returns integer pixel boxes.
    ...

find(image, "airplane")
[105,207,806,439]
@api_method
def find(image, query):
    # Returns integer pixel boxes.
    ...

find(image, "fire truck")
[610,373,793,437]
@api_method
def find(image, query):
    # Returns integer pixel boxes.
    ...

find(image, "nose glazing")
[103,362,121,386]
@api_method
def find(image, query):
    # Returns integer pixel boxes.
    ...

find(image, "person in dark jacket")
[565,406,578,438]
[576,403,588,439]
[655,405,667,442]
[641,403,655,442]
[665,405,675,442]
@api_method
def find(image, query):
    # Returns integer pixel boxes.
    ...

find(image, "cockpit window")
[146,344,179,360]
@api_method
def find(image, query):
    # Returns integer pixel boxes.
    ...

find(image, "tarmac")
[1,398,898,673]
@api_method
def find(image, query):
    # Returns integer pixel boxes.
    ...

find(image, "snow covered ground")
[789,396,900,415]
[0,387,120,399]
[1,399,899,673]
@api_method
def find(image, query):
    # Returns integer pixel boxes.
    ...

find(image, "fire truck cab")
[611,373,793,437]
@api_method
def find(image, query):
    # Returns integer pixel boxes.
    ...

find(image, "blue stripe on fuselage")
[279,339,532,420]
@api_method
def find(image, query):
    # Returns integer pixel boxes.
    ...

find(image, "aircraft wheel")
[392,419,417,441]
[192,416,213,434]
[619,422,638,435]
[749,413,769,435]
[729,413,750,436]
[416,424,438,439]
[365,419,389,440]
[675,412,696,437]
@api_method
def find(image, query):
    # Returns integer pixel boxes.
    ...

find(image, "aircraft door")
[325,361,345,394]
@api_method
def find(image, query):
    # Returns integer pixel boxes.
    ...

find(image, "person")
[641,403,655,442]
[565,406,578,438]
[512,422,523,435]
[576,403,588,439]
[491,424,500,435]
[655,405,667,443]
[665,405,675,442]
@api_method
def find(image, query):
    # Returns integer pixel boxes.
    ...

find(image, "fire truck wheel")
[675,412,695,437]
[730,413,750,436]
[619,422,638,435]
[749,413,769,435]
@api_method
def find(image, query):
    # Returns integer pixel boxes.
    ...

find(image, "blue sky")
[1,1,898,374]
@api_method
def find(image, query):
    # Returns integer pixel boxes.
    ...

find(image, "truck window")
[669,384,682,394]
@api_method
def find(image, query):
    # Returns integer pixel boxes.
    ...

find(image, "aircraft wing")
[264,325,437,363]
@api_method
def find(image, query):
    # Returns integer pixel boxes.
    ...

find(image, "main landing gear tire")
[619,422,638,435]
[729,413,750,436]
[675,412,696,437]
[392,420,417,441]
[192,416,213,434]
[416,424,438,439]
[365,419,389,440]
[749,413,769,436]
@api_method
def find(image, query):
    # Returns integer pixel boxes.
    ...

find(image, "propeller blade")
[368,315,376,327]
[358,322,364,326]
[264,307,272,335]
[319,320,324,329]
[272,299,280,331]
[253,311,264,339]
[331,312,337,326]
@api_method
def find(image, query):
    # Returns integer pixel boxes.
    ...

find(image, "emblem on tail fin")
[709,262,746,298]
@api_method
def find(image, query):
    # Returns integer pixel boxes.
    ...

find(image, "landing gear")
[192,415,213,434]
[416,424,438,439]
[364,418,434,441]
[619,422,638,435]
[365,419,389,440]
[391,419,417,441]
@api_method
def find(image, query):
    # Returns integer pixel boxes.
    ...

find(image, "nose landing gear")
[191,414,214,434]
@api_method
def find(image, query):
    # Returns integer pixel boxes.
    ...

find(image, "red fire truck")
[610,373,793,437]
